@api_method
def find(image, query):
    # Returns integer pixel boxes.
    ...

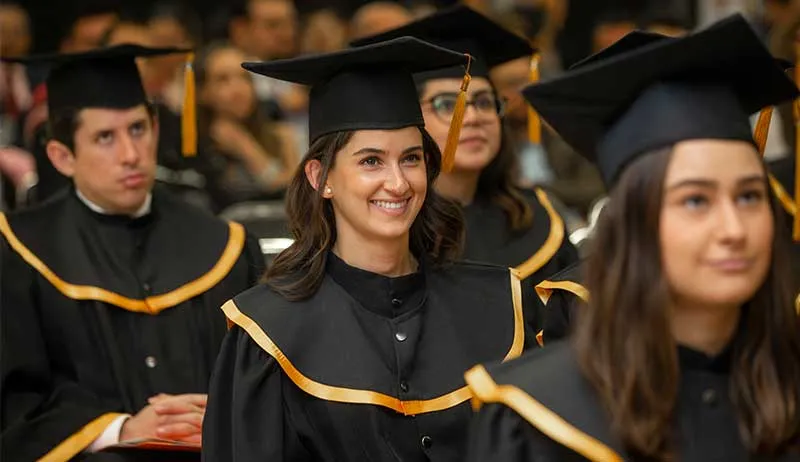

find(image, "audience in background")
[349,2,413,40]
[198,43,298,209]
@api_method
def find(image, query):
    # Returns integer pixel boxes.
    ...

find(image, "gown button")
[145,356,158,368]
[142,283,152,295]
[701,389,718,406]
[420,436,433,449]
[400,381,409,393]
[395,332,408,342]
[391,298,402,306]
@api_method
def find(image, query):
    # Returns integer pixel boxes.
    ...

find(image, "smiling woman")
[202,37,543,462]
[465,14,800,462]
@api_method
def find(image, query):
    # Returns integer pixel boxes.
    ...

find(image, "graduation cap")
[521,14,799,189]
[351,5,533,81]
[2,44,198,156]
[243,36,471,172]
[350,5,543,145]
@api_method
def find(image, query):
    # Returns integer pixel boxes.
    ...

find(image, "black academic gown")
[465,341,800,462]
[462,187,578,307]
[202,253,540,462]
[536,261,588,345]
[0,187,265,461]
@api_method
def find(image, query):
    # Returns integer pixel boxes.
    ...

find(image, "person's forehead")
[77,105,150,124]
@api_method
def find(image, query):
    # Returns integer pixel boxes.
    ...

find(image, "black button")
[420,436,433,449]
[400,381,409,393]
[701,389,717,406]
[395,332,407,342]
[391,298,402,306]
[142,283,152,295]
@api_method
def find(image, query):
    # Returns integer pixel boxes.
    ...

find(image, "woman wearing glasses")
[354,6,579,303]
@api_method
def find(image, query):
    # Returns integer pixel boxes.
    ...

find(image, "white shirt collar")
[75,189,152,218]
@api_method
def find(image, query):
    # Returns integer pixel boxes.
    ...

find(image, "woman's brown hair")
[263,127,465,301]
[476,125,534,231]
[574,148,800,459]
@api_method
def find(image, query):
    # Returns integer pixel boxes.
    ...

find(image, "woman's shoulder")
[466,342,625,459]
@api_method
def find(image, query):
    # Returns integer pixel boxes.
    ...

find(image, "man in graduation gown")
[0,45,265,461]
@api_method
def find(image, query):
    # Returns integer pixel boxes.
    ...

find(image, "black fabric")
[326,251,426,319]
[467,342,800,462]
[242,37,467,143]
[521,14,799,187]
[203,261,538,461]
[351,4,534,82]
[5,187,232,300]
[0,189,265,461]
[540,260,586,344]
[2,44,189,115]
[462,189,578,286]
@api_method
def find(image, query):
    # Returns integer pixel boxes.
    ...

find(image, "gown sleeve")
[466,402,562,462]
[202,326,310,462]
[1,243,122,461]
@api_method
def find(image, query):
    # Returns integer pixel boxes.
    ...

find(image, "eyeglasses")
[422,92,505,123]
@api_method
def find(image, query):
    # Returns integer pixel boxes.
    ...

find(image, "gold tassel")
[528,52,542,145]
[182,53,197,157]
[754,106,797,216]
[794,47,800,240]
[441,55,472,173]
[753,107,773,156]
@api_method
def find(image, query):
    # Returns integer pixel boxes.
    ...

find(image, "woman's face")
[201,47,256,121]
[660,139,774,309]
[420,76,502,173]
[321,127,428,245]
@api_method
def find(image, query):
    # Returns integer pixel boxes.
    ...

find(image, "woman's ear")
[304,159,333,198]
[46,140,76,178]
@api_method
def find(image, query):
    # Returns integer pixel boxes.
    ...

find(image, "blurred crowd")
[1,0,798,228]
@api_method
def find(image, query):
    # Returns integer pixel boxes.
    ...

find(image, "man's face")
[56,105,158,215]
[248,0,298,60]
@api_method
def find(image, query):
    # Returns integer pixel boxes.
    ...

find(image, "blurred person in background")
[147,2,204,114]
[299,7,348,54]
[349,1,414,40]
[765,0,800,161]
[493,2,604,219]
[197,43,298,209]
[244,0,309,159]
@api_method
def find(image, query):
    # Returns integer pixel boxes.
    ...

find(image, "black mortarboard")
[350,5,534,82]
[521,14,799,187]
[243,36,469,169]
[3,44,198,156]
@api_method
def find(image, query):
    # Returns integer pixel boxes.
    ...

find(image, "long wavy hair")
[574,148,800,459]
[263,127,464,301]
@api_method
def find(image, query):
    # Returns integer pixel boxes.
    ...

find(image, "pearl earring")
[325,186,332,194]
